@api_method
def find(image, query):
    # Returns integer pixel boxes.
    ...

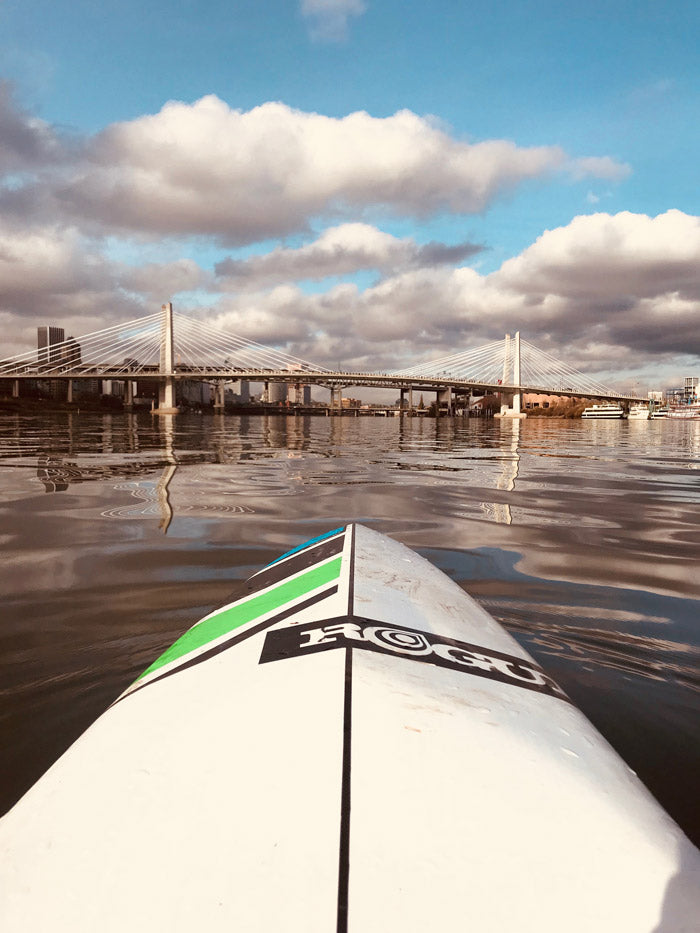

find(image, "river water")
[1,411,699,845]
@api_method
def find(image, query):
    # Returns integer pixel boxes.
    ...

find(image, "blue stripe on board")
[266,526,346,567]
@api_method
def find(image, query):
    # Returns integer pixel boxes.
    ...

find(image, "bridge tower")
[502,333,511,386]
[157,302,178,414]
[512,330,522,416]
[497,330,525,419]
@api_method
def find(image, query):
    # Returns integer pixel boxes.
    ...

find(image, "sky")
[1,0,699,391]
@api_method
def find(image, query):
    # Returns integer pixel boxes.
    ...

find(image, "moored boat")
[667,402,700,420]
[581,403,625,419]
[651,406,669,419]
[627,404,651,420]
[1,524,699,931]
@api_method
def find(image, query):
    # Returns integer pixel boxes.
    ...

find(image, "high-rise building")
[37,326,65,366]
[684,376,698,400]
[62,337,81,365]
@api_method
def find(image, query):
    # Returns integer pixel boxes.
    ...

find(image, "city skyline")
[0,1,698,391]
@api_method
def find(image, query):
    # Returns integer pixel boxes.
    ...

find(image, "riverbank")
[0,396,123,414]
[526,400,590,418]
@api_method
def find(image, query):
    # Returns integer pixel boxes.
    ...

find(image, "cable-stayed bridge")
[1,303,644,413]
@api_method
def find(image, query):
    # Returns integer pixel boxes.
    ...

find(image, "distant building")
[180,380,211,407]
[684,377,698,400]
[264,382,287,404]
[227,380,250,404]
[74,379,100,397]
[289,383,311,405]
[61,336,81,365]
[101,380,125,398]
[647,390,664,402]
[37,326,65,366]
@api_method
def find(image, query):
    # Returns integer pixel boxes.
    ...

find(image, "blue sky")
[1,0,699,387]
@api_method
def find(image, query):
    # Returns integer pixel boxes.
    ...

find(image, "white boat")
[667,402,700,420]
[651,406,669,419]
[1,524,699,932]
[581,403,625,419]
[628,404,651,420]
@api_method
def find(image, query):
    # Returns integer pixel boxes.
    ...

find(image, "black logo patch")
[260,616,568,701]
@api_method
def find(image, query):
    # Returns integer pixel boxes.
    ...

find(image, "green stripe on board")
[138,555,343,681]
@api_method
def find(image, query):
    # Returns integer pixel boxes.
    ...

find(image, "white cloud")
[0,95,630,244]
[214,223,482,288]
[67,98,568,240]
[301,0,366,42]
[0,223,112,311]
[569,155,631,182]
[495,210,700,302]
[0,81,65,173]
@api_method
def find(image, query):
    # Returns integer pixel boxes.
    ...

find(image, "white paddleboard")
[1,524,699,931]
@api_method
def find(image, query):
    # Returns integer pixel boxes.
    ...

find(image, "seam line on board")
[347,523,356,618]
[337,523,355,933]
[337,646,353,933]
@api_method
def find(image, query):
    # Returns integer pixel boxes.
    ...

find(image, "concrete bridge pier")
[496,391,526,419]
[438,387,454,416]
[123,380,134,409]
[213,382,225,411]
[399,386,416,416]
[155,302,178,414]
[330,385,343,414]
[157,377,177,414]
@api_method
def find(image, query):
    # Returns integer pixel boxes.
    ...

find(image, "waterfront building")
[667,387,685,404]
[523,392,571,409]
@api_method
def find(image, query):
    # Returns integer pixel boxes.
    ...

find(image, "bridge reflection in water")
[23,412,539,534]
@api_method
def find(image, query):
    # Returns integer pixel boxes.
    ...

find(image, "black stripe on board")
[209,531,347,613]
[337,646,353,933]
[243,535,346,599]
[112,584,339,707]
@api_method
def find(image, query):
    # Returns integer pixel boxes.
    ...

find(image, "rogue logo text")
[260,616,568,702]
